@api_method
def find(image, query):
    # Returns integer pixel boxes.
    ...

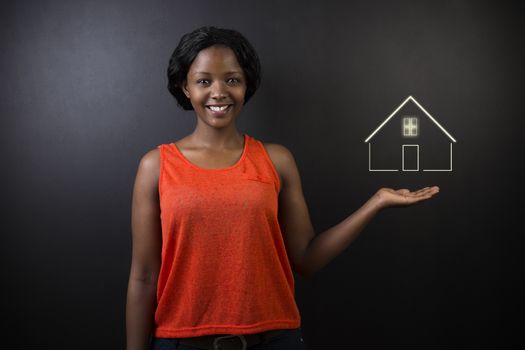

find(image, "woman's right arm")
[126,149,162,350]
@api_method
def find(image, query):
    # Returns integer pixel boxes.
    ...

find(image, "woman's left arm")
[265,144,439,277]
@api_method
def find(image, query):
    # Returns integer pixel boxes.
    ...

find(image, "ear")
[182,80,190,98]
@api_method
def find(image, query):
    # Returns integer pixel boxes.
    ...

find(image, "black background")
[2,0,524,348]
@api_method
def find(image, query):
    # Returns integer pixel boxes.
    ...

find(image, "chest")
[176,147,243,170]
[160,169,279,220]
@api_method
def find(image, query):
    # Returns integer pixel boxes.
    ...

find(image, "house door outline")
[402,144,419,171]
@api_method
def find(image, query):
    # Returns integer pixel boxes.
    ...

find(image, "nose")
[210,81,227,99]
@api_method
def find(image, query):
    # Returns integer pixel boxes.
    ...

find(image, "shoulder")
[261,143,295,166]
[135,147,161,186]
[261,143,299,185]
[139,147,160,171]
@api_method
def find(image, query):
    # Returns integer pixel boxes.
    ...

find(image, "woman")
[126,26,439,350]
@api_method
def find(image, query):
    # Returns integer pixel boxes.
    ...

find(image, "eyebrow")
[191,71,243,75]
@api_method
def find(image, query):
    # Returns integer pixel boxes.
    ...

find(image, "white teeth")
[208,105,229,111]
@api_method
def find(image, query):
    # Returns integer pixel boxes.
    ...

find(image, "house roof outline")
[364,96,457,143]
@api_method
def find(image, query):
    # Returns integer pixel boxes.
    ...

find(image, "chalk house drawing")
[365,96,457,172]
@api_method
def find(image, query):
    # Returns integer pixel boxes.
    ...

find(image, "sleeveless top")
[154,133,301,338]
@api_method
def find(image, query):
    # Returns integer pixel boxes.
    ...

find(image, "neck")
[189,125,244,150]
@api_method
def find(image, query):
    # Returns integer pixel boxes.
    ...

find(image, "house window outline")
[364,96,457,172]
[402,116,418,137]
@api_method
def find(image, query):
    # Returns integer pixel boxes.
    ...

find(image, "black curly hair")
[167,26,261,110]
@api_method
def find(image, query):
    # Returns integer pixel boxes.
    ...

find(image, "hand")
[374,186,440,209]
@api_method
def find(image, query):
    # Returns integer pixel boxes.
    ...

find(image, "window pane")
[403,117,418,136]
[411,117,418,136]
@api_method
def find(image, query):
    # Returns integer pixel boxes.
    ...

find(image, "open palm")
[376,186,440,208]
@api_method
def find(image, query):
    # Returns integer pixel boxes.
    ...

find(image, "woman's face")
[183,45,247,128]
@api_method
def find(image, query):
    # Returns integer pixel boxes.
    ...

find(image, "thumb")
[397,189,410,195]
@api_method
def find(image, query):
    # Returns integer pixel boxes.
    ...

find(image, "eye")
[227,77,241,85]
[196,79,210,85]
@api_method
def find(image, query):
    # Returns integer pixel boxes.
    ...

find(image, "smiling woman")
[126,26,439,350]
[166,26,261,111]
[181,45,247,129]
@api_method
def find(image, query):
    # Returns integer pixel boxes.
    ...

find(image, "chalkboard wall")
[2,0,524,348]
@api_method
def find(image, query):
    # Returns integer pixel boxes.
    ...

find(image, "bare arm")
[298,186,438,276]
[266,144,439,277]
[126,149,162,350]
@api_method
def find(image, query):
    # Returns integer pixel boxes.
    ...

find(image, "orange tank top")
[154,133,301,338]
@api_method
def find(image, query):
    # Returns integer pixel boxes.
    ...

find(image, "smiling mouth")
[206,105,232,112]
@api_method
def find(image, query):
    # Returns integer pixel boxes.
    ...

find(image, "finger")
[414,191,438,202]
[405,188,439,203]
[413,187,431,195]
[415,186,439,196]
[420,187,439,197]
[405,195,429,205]
[407,189,429,197]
